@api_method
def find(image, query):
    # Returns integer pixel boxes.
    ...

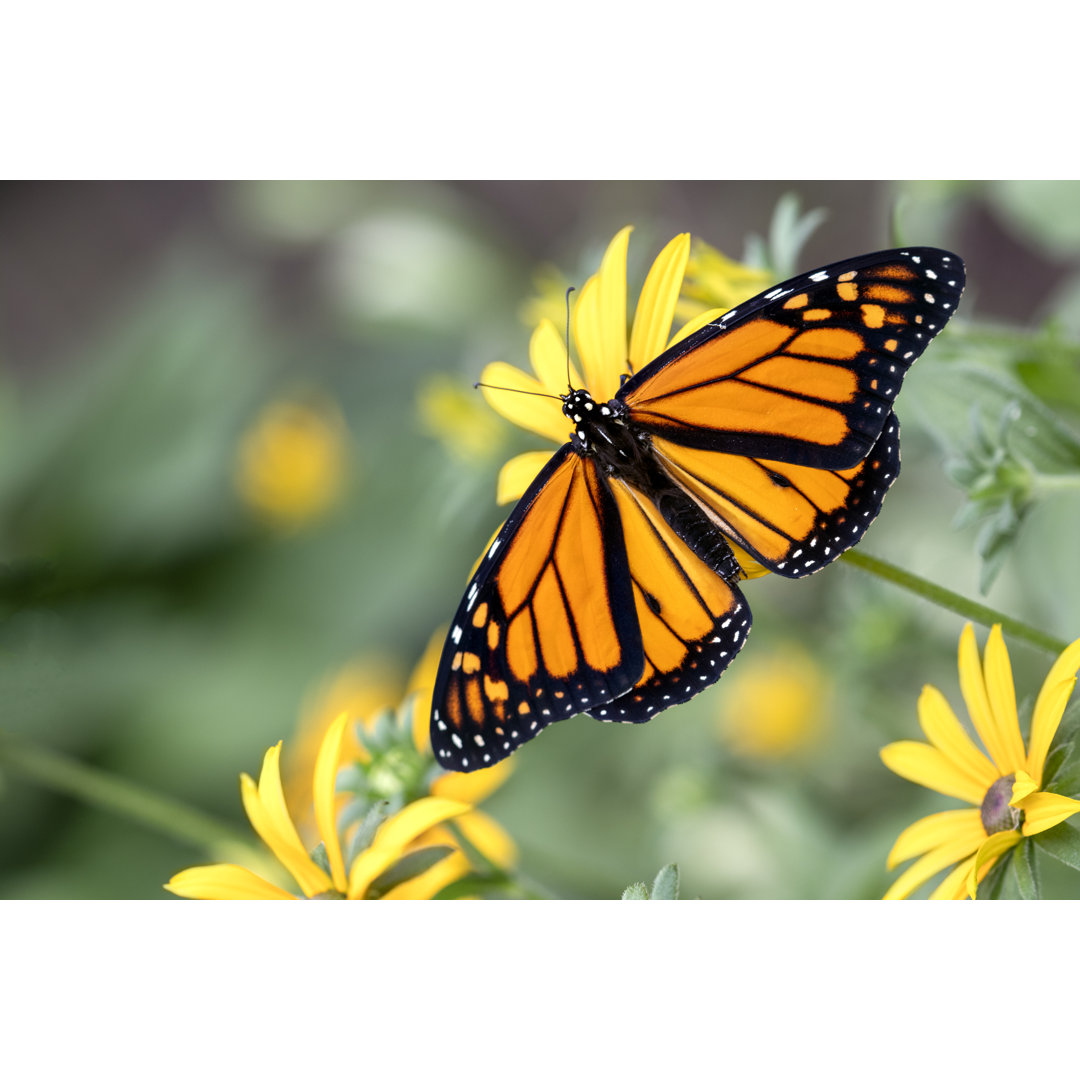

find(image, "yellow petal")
[453,809,518,868]
[312,712,350,893]
[917,684,997,791]
[886,808,984,869]
[347,797,470,898]
[381,850,470,900]
[241,748,332,898]
[496,450,555,505]
[957,624,1016,775]
[1028,677,1079,787]
[668,306,726,348]
[529,319,583,396]
[982,626,1028,772]
[883,832,987,899]
[628,233,690,373]
[928,856,976,900]
[1018,791,1080,836]
[966,830,1021,899]
[1009,770,1038,804]
[478,361,568,444]
[574,226,631,402]
[164,864,297,900]
[879,741,987,804]
[386,810,518,899]
[1028,639,1080,783]
[431,757,514,806]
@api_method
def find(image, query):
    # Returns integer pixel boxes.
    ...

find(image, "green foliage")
[622,864,680,900]
[906,360,1080,591]
[1032,822,1080,871]
[1013,841,1041,900]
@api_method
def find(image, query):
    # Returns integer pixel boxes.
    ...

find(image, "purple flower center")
[980,774,1022,834]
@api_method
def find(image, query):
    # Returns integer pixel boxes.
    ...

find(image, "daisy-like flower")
[479,227,772,578]
[235,396,349,527]
[881,623,1080,899]
[282,629,517,899]
[165,715,472,899]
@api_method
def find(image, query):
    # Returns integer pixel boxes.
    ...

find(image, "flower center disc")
[980,774,1021,834]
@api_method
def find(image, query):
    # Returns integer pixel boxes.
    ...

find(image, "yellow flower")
[284,629,517,897]
[417,374,506,463]
[715,645,827,758]
[164,716,471,899]
[480,226,771,577]
[881,624,1080,899]
[235,397,349,526]
[676,238,774,325]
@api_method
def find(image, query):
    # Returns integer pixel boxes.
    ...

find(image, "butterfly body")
[431,247,965,772]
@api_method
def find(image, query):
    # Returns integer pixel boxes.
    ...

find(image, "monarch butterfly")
[431,246,965,772]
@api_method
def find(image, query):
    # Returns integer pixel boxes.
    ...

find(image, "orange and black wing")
[430,446,644,772]
[618,247,963,575]
[585,480,751,724]
[619,247,963,469]
[648,414,900,577]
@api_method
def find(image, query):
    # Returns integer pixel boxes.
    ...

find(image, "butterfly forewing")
[430,446,644,771]
[620,247,964,468]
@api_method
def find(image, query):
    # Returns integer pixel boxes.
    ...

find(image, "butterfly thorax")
[562,388,640,468]
[562,387,740,581]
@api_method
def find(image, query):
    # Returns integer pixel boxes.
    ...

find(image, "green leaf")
[764,194,828,280]
[310,841,332,877]
[621,882,649,901]
[649,864,680,901]
[1012,841,1041,899]
[432,871,513,901]
[1046,758,1080,799]
[364,845,456,899]
[1040,742,1073,788]
[1032,821,1080,871]
[343,799,392,865]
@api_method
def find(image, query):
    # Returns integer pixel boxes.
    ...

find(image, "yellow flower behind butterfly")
[480,226,772,576]
[881,624,1080,899]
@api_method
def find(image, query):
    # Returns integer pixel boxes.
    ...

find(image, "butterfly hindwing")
[620,247,963,469]
[648,413,902,578]
[430,445,644,771]
[586,481,751,723]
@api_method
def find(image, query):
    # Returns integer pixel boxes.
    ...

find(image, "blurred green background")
[3,180,1080,899]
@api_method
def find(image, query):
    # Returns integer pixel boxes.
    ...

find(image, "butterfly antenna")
[473,381,562,401]
[564,286,575,392]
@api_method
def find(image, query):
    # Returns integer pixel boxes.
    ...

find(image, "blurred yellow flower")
[675,238,773,325]
[164,718,470,900]
[480,226,771,577]
[235,397,349,526]
[881,624,1080,899]
[715,646,827,758]
[417,375,506,463]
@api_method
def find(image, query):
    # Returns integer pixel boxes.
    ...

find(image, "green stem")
[0,732,254,856]
[840,550,1068,656]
